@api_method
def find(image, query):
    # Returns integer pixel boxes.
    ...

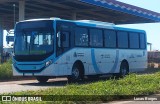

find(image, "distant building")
[148,51,160,63]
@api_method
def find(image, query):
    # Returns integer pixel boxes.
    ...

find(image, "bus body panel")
[13,48,147,76]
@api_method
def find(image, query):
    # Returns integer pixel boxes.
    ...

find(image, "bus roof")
[114,26,146,33]
[18,18,146,33]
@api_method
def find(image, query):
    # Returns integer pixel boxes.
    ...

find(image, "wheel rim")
[72,68,79,79]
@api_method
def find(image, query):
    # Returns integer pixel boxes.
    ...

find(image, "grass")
[1,60,160,103]
[2,71,160,103]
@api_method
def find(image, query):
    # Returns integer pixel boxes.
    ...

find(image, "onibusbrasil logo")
[1,96,42,102]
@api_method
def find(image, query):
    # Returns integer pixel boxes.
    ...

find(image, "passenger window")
[104,30,116,48]
[90,29,103,47]
[129,32,139,49]
[75,27,88,46]
[140,33,146,49]
[117,31,128,48]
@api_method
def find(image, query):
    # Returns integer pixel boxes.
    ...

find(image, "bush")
[0,59,12,80]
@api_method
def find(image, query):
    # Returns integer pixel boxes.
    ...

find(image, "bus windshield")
[15,28,54,55]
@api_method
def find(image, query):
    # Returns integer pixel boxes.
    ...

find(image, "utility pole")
[19,0,25,21]
[147,42,152,51]
[0,25,3,63]
[13,4,16,26]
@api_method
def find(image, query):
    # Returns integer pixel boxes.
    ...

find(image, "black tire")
[36,76,49,83]
[68,64,83,82]
[119,61,129,78]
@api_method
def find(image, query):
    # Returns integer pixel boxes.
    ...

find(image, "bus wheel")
[68,64,83,82]
[119,61,129,78]
[36,76,49,83]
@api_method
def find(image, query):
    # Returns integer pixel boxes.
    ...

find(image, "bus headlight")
[45,60,52,67]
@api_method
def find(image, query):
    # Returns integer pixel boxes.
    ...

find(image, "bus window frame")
[74,25,146,50]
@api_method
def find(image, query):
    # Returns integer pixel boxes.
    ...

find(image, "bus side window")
[75,27,88,46]
[117,31,128,49]
[140,33,146,49]
[129,32,139,49]
[90,29,103,47]
[104,30,116,48]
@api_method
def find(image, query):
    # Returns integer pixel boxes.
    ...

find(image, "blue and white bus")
[13,18,147,82]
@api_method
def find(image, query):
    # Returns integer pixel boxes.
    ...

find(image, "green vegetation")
[0,59,12,80]
[5,72,160,103]
[1,60,160,103]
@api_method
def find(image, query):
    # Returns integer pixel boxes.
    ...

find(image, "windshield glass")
[15,28,54,55]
